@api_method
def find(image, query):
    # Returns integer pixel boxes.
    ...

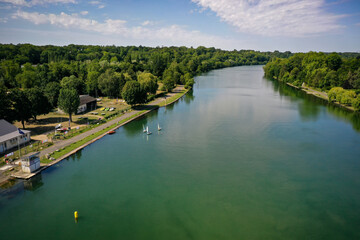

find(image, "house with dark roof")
[0,119,31,154]
[77,95,97,114]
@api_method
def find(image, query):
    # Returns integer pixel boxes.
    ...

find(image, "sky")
[0,0,359,52]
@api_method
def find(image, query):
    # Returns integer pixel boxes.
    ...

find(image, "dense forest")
[263,52,360,110]
[0,43,292,127]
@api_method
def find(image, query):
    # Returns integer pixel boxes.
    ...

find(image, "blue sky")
[0,0,359,52]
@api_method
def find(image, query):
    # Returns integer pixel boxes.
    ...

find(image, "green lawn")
[49,110,146,160]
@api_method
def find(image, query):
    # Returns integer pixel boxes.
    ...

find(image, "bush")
[352,95,360,111]
[328,87,345,102]
[339,90,356,105]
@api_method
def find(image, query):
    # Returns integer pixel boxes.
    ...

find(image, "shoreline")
[1,86,189,184]
[285,83,355,112]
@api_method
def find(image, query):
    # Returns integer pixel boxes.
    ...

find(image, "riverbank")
[0,86,188,185]
[285,83,355,112]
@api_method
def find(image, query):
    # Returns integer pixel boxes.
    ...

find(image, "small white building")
[21,152,40,173]
[0,119,31,154]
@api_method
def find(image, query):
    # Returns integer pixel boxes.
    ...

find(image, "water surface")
[1,66,360,239]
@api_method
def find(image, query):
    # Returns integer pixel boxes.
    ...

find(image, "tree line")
[263,52,360,110]
[0,44,292,127]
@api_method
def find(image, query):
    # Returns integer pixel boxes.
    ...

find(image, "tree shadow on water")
[184,89,195,105]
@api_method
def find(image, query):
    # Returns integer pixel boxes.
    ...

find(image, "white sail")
[146,126,152,135]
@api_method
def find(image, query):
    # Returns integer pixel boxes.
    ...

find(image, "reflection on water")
[184,90,195,105]
[68,149,83,162]
[266,78,360,131]
[24,174,43,191]
[327,104,360,132]
[0,174,44,201]
[123,113,152,138]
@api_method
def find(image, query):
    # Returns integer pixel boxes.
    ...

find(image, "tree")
[58,88,80,122]
[326,53,342,71]
[184,73,195,89]
[162,76,175,92]
[25,88,52,120]
[348,68,360,89]
[118,73,126,97]
[44,82,61,108]
[9,89,32,129]
[150,53,166,76]
[339,90,356,105]
[98,69,120,98]
[163,62,181,84]
[352,95,360,111]
[0,86,13,122]
[328,87,345,102]
[86,71,100,97]
[121,81,146,106]
[60,75,84,94]
[138,72,158,95]
[15,63,39,88]
[0,60,20,88]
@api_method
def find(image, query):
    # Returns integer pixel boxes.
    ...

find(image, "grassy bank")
[49,110,146,160]
[158,89,189,107]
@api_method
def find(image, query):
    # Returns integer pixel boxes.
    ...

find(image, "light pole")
[17,137,21,158]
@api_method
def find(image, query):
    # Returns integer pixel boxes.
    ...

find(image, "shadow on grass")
[132,105,159,111]
[30,117,70,125]
[24,126,56,135]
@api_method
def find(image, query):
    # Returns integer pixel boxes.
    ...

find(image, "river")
[1,65,360,239]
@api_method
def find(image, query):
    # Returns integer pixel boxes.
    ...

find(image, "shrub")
[352,95,360,111]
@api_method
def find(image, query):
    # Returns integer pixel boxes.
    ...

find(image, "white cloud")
[0,17,8,23]
[12,10,238,48]
[0,0,29,6]
[89,0,104,9]
[13,11,127,33]
[191,0,344,37]
[0,0,76,6]
[141,20,155,26]
[80,11,88,15]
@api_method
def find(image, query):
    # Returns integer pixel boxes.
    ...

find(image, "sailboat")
[143,124,147,133]
[146,126,152,135]
[158,123,161,131]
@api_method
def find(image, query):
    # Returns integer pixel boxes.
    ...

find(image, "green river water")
[1,65,360,239]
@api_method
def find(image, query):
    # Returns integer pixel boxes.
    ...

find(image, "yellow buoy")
[74,211,78,220]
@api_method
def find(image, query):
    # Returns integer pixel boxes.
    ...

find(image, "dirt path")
[302,86,329,100]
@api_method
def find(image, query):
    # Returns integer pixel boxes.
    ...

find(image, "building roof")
[21,151,40,160]
[0,119,30,143]
[0,119,18,136]
[79,95,97,106]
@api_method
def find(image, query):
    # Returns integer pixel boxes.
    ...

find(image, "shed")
[21,152,40,173]
[77,95,97,113]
